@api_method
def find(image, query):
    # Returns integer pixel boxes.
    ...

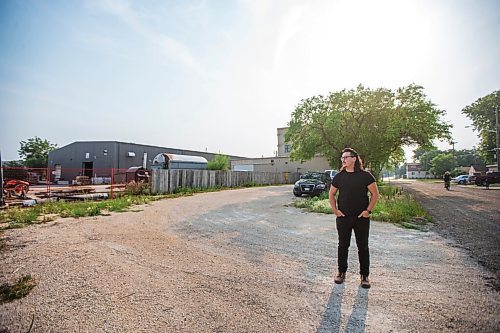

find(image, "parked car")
[324,169,339,180]
[293,172,329,197]
[475,172,500,186]
[451,175,469,185]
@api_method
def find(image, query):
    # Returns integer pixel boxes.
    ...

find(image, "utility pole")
[496,105,499,172]
[0,151,4,207]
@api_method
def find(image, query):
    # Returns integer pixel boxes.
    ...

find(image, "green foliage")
[286,84,451,180]
[207,154,230,170]
[18,137,57,168]
[415,147,485,170]
[429,153,456,177]
[415,149,440,170]
[0,274,36,302]
[454,148,485,167]
[461,90,500,164]
[294,184,432,230]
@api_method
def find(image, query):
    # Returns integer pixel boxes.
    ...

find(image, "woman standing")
[329,148,379,288]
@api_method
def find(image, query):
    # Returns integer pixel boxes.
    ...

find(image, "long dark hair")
[341,147,364,172]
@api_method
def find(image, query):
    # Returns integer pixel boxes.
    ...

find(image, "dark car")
[293,171,329,197]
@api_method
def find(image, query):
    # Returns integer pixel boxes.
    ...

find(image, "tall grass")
[294,184,432,230]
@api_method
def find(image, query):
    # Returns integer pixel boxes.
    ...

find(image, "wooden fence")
[151,169,300,194]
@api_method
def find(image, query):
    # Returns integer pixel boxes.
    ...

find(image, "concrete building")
[231,128,333,174]
[48,141,242,183]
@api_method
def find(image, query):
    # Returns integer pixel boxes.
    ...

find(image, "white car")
[451,175,469,185]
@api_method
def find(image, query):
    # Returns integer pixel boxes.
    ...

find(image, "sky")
[1,0,499,162]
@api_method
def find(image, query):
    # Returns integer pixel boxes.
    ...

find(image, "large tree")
[418,149,442,171]
[18,137,57,168]
[429,153,456,177]
[462,90,500,164]
[285,84,451,179]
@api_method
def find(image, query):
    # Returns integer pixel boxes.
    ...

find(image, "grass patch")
[0,184,271,230]
[0,274,36,302]
[0,195,161,230]
[294,184,432,230]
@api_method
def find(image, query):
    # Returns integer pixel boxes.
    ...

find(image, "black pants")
[336,216,370,276]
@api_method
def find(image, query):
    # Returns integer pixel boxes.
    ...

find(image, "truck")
[474,172,500,186]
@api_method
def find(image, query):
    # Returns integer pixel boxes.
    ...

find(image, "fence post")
[111,168,114,199]
[46,167,51,197]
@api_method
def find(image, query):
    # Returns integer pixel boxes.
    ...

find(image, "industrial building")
[48,141,242,183]
[230,127,333,174]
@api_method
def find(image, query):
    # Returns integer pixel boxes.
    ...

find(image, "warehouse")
[48,141,243,184]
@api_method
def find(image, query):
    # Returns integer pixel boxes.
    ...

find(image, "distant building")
[485,164,499,172]
[231,127,333,174]
[468,164,487,175]
[406,163,431,179]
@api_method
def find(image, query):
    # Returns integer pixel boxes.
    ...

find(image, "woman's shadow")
[316,284,369,333]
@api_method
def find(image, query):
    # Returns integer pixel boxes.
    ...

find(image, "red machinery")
[3,179,30,199]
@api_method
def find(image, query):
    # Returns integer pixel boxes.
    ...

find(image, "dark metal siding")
[47,141,244,183]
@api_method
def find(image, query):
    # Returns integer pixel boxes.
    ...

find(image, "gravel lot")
[1,185,499,332]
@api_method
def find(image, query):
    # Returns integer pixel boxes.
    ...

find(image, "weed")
[0,274,36,302]
[294,185,432,230]
[124,182,151,195]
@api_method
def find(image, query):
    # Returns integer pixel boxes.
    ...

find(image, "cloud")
[93,0,206,77]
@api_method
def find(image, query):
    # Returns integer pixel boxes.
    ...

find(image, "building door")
[54,164,62,181]
[82,162,93,178]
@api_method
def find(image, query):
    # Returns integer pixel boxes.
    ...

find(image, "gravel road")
[396,180,500,291]
[1,185,499,332]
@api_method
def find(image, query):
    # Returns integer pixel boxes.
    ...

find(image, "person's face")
[340,152,356,168]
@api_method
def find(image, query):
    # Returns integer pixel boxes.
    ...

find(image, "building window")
[85,153,90,159]
[127,152,136,157]
[284,144,291,153]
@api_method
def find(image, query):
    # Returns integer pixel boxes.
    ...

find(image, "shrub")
[207,154,230,170]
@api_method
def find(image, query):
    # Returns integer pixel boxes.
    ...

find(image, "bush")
[207,154,230,170]
[125,181,151,195]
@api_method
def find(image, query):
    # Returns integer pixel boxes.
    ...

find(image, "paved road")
[1,185,499,332]
[396,180,500,290]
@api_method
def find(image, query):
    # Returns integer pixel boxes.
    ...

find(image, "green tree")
[429,153,456,177]
[18,137,57,168]
[455,149,485,167]
[285,84,451,179]
[418,149,442,171]
[462,90,500,164]
[207,154,230,170]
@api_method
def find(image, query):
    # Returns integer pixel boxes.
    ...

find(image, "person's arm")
[358,182,379,218]
[329,185,344,217]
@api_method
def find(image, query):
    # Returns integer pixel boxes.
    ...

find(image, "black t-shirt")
[331,169,376,217]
